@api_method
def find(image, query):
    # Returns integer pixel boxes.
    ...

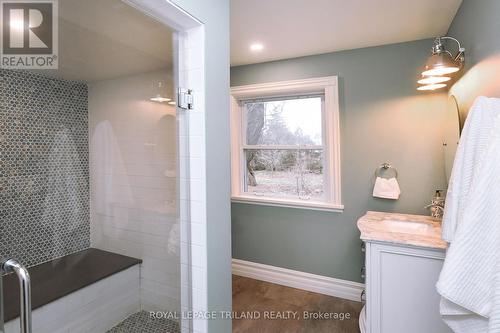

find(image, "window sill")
[231,195,344,212]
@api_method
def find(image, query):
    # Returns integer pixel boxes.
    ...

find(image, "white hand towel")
[372,176,400,200]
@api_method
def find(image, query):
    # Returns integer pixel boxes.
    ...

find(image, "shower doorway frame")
[121,1,208,332]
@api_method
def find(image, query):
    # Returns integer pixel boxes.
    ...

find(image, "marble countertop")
[357,211,447,249]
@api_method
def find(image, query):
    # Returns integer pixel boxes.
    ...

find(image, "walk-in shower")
[0,0,200,332]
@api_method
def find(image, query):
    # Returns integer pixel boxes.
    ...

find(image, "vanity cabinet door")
[366,242,452,333]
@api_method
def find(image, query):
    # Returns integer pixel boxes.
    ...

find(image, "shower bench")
[2,249,142,333]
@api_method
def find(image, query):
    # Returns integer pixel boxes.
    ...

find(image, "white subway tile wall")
[87,19,207,333]
[89,70,181,316]
[178,26,208,333]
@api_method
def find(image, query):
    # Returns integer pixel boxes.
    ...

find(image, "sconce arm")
[436,36,465,62]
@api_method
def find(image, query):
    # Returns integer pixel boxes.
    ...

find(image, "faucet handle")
[425,202,445,219]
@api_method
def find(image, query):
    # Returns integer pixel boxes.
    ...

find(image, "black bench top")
[2,248,142,322]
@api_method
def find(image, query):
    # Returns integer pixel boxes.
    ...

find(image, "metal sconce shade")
[417,36,465,91]
[417,83,447,91]
[417,76,451,85]
[422,52,460,76]
[150,80,172,103]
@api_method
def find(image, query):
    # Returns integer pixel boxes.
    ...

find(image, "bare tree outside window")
[243,97,324,201]
[245,102,264,186]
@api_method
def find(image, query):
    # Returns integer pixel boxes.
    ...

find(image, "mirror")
[443,95,461,184]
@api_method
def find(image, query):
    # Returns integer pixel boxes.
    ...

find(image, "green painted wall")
[171,1,232,332]
[231,39,449,283]
[448,0,500,67]
[447,0,500,114]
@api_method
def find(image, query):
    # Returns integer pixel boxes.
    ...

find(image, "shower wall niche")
[0,69,90,267]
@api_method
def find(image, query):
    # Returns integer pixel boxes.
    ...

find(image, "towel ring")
[375,163,398,178]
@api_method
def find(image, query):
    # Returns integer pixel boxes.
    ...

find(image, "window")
[230,76,342,211]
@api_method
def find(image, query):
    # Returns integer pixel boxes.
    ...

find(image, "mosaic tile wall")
[0,69,90,267]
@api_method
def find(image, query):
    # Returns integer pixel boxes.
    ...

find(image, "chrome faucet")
[425,203,444,218]
[425,190,445,219]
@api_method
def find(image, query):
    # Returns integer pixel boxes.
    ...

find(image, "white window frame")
[230,76,343,212]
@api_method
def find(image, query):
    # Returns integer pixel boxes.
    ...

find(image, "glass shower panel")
[0,0,182,332]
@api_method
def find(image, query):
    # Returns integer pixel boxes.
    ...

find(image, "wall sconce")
[150,81,172,103]
[417,36,465,91]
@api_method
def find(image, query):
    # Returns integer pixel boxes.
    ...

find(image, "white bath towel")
[359,305,366,333]
[437,97,500,332]
[441,96,500,242]
[373,176,400,200]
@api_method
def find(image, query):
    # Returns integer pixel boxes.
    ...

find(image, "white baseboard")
[232,259,364,302]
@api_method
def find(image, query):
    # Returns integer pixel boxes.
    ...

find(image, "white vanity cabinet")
[364,241,453,333]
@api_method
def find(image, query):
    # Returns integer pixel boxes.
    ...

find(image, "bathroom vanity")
[358,211,452,333]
